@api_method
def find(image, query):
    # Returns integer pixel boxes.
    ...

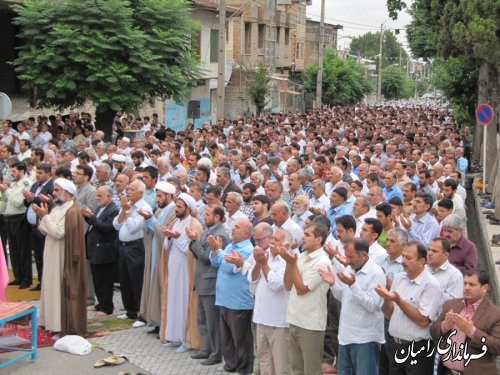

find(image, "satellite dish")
[0,92,12,120]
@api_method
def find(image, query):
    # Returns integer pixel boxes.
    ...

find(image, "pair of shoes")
[18,283,31,289]
[175,344,192,353]
[116,313,129,320]
[87,299,96,306]
[132,320,146,328]
[201,358,221,366]
[147,327,159,334]
[8,280,21,286]
[94,355,126,368]
[489,218,500,225]
[29,283,41,291]
[163,341,181,348]
[495,260,500,264]
[191,351,209,359]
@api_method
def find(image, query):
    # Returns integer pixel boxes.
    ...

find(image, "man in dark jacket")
[82,186,119,315]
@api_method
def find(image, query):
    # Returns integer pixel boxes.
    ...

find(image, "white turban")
[54,178,77,196]
[112,154,126,163]
[155,181,176,195]
[178,193,196,212]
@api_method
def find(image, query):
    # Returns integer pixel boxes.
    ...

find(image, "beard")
[54,191,66,204]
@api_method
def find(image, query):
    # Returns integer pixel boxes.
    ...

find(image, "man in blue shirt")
[383,172,403,202]
[209,218,254,374]
[327,187,353,238]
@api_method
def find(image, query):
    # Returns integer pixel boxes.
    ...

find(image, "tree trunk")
[95,105,116,143]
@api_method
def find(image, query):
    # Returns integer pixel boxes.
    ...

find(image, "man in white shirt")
[18,139,32,161]
[352,196,375,237]
[359,218,387,267]
[291,195,312,229]
[271,201,303,248]
[309,179,330,214]
[224,192,248,235]
[248,226,293,375]
[319,238,386,375]
[426,237,463,301]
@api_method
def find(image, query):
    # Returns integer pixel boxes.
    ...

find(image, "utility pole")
[217,0,226,123]
[315,0,325,109]
[377,23,384,102]
[399,47,402,68]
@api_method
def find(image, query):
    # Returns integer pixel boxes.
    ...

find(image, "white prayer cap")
[112,154,126,162]
[54,178,77,196]
[177,193,196,211]
[122,137,130,143]
[155,181,176,195]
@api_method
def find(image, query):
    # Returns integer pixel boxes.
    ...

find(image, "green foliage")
[381,65,414,99]
[247,64,271,115]
[431,56,479,123]
[11,0,201,134]
[303,50,372,106]
[349,31,408,71]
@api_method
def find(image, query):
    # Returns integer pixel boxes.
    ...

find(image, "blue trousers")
[338,342,380,375]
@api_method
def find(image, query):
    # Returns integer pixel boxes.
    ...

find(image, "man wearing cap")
[160,193,203,352]
[111,153,131,179]
[137,181,177,333]
[33,178,87,336]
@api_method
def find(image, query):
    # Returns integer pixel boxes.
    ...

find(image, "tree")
[349,30,408,71]
[11,0,201,139]
[381,65,411,99]
[303,49,372,106]
[247,63,271,115]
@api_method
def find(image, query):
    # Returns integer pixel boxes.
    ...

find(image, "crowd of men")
[0,103,499,375]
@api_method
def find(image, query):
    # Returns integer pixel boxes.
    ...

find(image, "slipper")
[103,355,126,365]
[483,210,495,214]
[94,359,107,368]
[489,219,500,225]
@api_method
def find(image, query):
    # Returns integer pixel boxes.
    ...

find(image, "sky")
[306,0,412,52]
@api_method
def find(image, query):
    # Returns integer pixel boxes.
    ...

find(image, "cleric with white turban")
[54,178,77,196]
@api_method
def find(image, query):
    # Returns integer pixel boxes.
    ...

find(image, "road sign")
[475,103,494,125]
[0,92,12,120]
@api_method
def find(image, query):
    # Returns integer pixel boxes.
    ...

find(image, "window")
[258,24,265,49]
[191,31,201,59]
[296,42,304,59]
[285,28,290,45]
[244,22,252,54]
[210,29,218,63]
[276,27,281,45]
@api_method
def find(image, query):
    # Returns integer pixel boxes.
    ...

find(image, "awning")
[285,90,301,95]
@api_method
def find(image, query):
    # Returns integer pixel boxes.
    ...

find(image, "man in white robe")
[161,193,202,352]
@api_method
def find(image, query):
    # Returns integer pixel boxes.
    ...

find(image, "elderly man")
[224,192,248,235]
[292,194,312,229]
[208,218,255,374]
[160,193,203,352]
[33,178,87,336]
[248,226,294,375]
[441,214,478,273]
[217,166,241,205]
[375,241,443,375]
[94,162,114,189]
[187,205,230,366]
[113,180,153,321]
[137,181,177,332]
[271,201,303,248]
[82,186,119,316]
[310,179,330,214]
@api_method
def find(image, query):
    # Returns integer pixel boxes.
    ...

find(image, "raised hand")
[374,284,399,302]
[137,208,152,219]
[224,250,244,267]
[120,195,130,211]
[253,246,268,265]
[162,227,180,238]
[324,243,338,259]
[207,235,223,252]
[318,265,335,286]
[278,245,298,263]
[33,202,49,218]
[337,272,356,286]
[399,214,412,230]
[185,227,199,241]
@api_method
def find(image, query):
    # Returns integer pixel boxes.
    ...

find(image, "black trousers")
[90,262,116,315]
[387,336,435,375]
[6,215,31,284]
[219,307,254,374]
[118,239,144,319]
[323,289,341,364]
[29,224,45,284]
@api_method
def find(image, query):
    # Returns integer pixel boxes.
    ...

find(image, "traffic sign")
[0,92,12,120]
[475,103,494,125]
